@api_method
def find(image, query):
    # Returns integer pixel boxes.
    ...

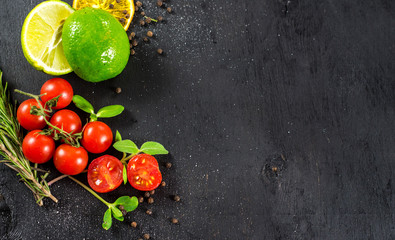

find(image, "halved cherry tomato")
[87,155,123,193]
[22,130,55,164]
[81,121,113,154]
[17,99,48,130]
[49,109,82,135]
[127,154,162,191]
[53,144,88,175]
[40,78,73,110]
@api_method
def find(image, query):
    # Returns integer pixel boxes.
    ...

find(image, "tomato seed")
[119,18,125,23]
[125,14,130,19]
[122,10,127,14]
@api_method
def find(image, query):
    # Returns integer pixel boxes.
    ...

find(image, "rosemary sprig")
[0,70,57,206]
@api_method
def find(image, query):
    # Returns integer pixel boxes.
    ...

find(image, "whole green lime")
[62,7,130,82]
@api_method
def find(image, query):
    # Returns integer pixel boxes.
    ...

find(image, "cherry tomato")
[49,109,82,135]
[127,154,162,191]
[22,130,55,164]
[53,144,88,175]
[17,99,48,130]
[81,121,113,154]
[40,78,73,110]
[87,155,123,193]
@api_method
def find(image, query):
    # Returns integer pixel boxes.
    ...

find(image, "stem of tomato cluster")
[68,176,110,206]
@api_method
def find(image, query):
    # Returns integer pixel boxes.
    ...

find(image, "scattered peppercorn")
[121,209,127,216]
[157,0,163,7]
[141,11,145,16]
[144,191,150,198]
[147,31,153,37]
[161,181,166,187]
[136,1,143,7]
[135,6,139,12]
[272,166,278,172]
[138,196,144,203]
[119,18,125,23]
[143,233,150,240]
[171,218,179,224]
[149,190,155,195]
[173,195,180,202]
[118,205,125,211]
[145,17,152,24]
[140,20,145,26]
[115,87,122,94]
[166,162,172,168]
[109,3,114,9]
[122,10,127,14]
[157,48,163,54]
[131,221,138,228]
[125,14,130,19]
[158,16,163,22]
[146,209,152,215]
[143,37,149,42]
[132,39,138,47]
[130,32,136,38]
[167,7,172,13]
[148,197,154,204]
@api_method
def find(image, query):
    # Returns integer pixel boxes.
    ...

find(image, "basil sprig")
[72,95,124,121]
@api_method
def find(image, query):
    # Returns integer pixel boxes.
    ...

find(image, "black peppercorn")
[147,31,153,37]
[138,196,144,203]
[148,197,154,204]
[149,190,155,195]
[143,233,150,240]
[131,221,137,228]
[161,181,166,187]
[144,191,150,198]
[136,1,143,7]
[146,209,152,215]
[166,162,172,168]
[115,87,122,94]
[171,218,178,224]
[173,195,180,202]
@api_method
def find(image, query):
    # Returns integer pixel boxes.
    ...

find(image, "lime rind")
[21,0,75,75]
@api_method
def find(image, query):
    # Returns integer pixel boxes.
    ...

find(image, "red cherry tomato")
[53,144,88,175]
[127,154,162,191]
[81,121,113,154]
[22,130,55,164]
[49,109,82,135]
[40,78,73,110]
[87,155,123,193]
[17,99,48,130]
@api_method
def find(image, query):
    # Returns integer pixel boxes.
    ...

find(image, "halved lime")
[21,1,74,75]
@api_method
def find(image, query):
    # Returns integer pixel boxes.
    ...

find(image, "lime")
[62,7,130,82]
[21,1,74,75]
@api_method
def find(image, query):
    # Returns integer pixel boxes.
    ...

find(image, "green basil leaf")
[123,196,139,212]
[113,213,124,222]
[140,141,169,155]
[115,130,122,142]
[123,165,127,184]
[114,196,131,206]
[96,105,124,118]
[102,208,112,230]
[113,140,139,154]
[72,95,94,114]
[111,206,123,219]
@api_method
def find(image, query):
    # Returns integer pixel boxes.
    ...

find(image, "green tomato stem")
[68,176,111,206]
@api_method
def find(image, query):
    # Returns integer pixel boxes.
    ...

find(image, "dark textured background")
[1,0,394,239]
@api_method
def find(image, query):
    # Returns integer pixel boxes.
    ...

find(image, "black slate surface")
[1,0,394,239]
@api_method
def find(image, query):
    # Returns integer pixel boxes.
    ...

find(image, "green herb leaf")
[123,165,127,185]
[96,105,124,118]
[113,213,124,222]
[140,141,169,155]
[102,208,112,230]
[111,206,123,219]
[73,95,94,114]
[114,196,139,212]
[113,140,139,154]
[115,130,122,142]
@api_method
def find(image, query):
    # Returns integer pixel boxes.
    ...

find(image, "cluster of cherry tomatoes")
[17,78,163,193]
